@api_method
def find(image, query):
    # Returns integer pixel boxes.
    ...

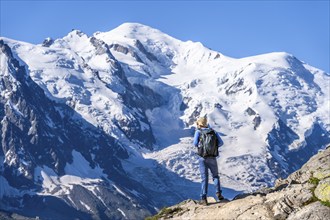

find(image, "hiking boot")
[199,198,208,206]
[216,192,224,201]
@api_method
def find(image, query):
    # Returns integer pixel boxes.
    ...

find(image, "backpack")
[197,128,219,157]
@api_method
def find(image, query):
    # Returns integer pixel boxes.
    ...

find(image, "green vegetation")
[145,207,183,220]
[320,200,330,207]
[308,177,320,185]
[304,176,330,207]
[302,192,319,207]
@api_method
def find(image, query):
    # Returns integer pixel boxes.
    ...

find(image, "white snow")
[65,150,104,178]
[96,23,329,193]
[117,208,127,218]
[113,184,133,201]
[1,22,329,200]
[33,150,105,197]
[80,200,92,211]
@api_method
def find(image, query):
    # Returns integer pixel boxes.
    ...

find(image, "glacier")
[0,22,329,219]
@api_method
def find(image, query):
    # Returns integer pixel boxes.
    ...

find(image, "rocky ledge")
[147,146,330,220]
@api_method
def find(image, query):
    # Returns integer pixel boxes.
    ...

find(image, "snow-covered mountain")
[1,23,329,219]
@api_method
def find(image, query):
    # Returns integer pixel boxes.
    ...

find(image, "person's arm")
[193,130,200,147]
[216,132,224,147]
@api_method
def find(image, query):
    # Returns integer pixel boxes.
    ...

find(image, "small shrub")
[304,176,330,208]
[160,207,183,216]
[145,207,183,220]
[320,200,330,207]
[308,177,320,185]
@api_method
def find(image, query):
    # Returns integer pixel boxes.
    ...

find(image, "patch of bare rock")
[146,146,330,220]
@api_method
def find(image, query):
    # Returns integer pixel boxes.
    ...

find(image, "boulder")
[314,177,330,202]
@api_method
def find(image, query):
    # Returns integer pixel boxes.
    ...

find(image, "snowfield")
[1,23,329,218]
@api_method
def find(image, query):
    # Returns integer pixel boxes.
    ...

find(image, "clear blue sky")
[1,0,329,73]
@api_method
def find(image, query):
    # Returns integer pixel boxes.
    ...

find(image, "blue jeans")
[199,157,221,199]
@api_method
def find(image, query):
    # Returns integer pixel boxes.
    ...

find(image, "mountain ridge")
[1,22,329,219]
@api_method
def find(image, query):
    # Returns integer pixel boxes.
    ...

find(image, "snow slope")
[94,23,329,192]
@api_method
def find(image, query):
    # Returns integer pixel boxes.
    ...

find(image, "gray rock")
[287,146,330,184]
[246,107,256,116]
[287,202,330,220]
[41,37,54,47]
[147,147,330,220]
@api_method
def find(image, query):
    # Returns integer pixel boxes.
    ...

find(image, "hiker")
[193,116,224,205]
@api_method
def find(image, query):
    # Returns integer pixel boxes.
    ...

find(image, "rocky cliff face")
[0,39,154,220]
[148,146,330,220]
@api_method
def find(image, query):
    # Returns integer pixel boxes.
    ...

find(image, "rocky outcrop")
[147,146,330,219]
[41,37,54,47]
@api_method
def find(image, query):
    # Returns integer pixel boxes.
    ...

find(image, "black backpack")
[197,128,219,157]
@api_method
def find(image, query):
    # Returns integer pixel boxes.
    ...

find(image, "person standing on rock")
[193,116,224,205]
